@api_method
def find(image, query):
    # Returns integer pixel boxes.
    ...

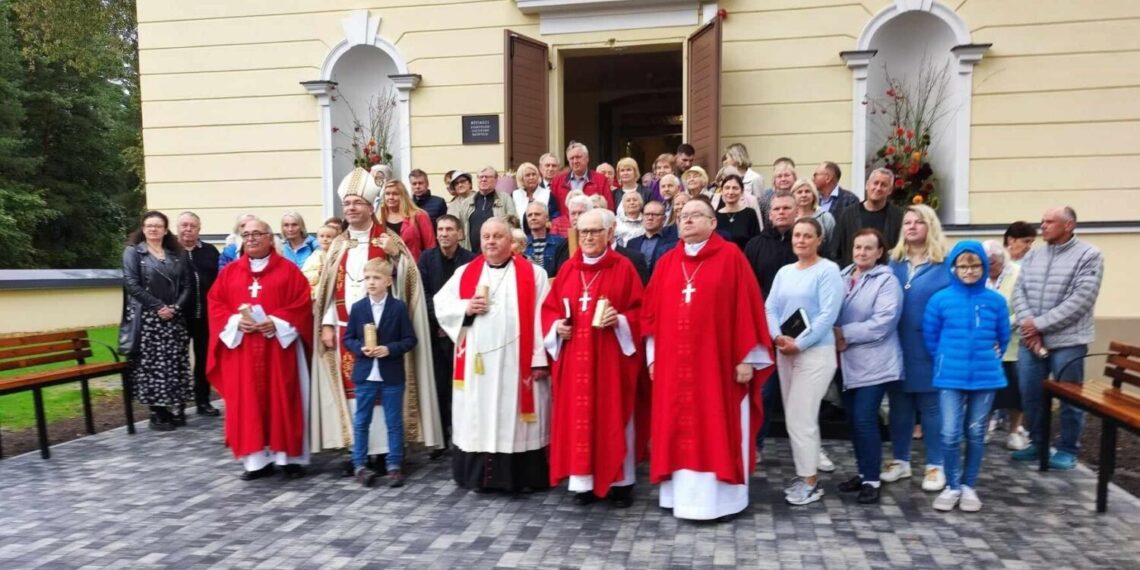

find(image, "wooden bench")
[1040,341,1140,512]
[0,330,133,459]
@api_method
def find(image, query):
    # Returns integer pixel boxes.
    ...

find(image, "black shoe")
[171,406,187,427]
[355,466,378,487]
[837,475,864,493]
[148,413,176,432]
[240,464,276,481]
[342,459,357,478]
[609,485,634,508]
[388,469,406,488]
[196,403,221,417]
[857,483,880,504]
[573,492,599,506]
[429,447,447,461]
[282,464,306,480]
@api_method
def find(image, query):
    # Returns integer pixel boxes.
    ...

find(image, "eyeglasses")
[578,228,606,236]
[954,264,984,272]
[678,213,712,222]
[143,224,166,230]
[241,231,269,240]
[642,212,665,218]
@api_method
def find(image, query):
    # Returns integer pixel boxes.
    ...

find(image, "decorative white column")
[388,73,421,184]
[947,43,991,225]
[301,80,338,219]
[840,50,877,199]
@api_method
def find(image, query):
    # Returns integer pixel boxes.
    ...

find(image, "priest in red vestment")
[642,199,774,521]
[207,218,314,480]
[542,209,644,507]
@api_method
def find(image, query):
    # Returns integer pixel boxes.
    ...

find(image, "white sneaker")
[818,449,836,473]
[880,460,912,483]
[785,479,824,506]
[959,486,982,512]
[922,466,946,492]
[1006,431,1029,451]
[933,488,961,511]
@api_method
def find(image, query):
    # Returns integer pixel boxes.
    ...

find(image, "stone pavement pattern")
[2,414,1139,569]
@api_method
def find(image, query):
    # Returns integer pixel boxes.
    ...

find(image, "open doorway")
[562,47,683,170]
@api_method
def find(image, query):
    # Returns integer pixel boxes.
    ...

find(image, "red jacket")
[549,170,615,211]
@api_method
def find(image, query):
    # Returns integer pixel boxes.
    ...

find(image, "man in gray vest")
[1011,206,1104,470]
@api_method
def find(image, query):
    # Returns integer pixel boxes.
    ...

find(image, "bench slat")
[1105,366,1140,389]
[1045,379,1140,428]
[1108,341,1140,358]
[0,340,90,360]
[1106,353,1140,374]
[0,330,86,348]
[0,362,129,392]
[0,349,95,372]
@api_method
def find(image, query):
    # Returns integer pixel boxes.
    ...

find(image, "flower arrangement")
[331,84,398,170]
[865,59,952,209]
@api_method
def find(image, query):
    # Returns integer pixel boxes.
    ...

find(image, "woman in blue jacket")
[923,241,1010,512]
[884,205,952,492]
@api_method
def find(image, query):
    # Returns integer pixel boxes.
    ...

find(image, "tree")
[0,4,52,268]
[5,0,141,268]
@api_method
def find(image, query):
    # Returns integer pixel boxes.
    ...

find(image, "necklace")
[577,269,603,312]
[903,256,928,290]
[146,244,166,260]
[680,260,704,303]
[485,261,512,305]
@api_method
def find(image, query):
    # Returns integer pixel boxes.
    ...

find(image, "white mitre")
[338,167,381,204]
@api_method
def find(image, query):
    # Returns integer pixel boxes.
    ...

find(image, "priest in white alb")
[310,167,443,469]
[642,199,775,521]
[433,216,552,493]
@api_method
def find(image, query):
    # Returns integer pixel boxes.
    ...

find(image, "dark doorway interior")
[562,47,683,170]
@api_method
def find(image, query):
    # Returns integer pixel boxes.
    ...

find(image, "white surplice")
[434,260,551,453]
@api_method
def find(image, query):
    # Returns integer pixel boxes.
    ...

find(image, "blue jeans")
[887,383,942,467]
[842,382,890,482]
[1019,344,1087,454]
[939,389,995,490]
[352,381,405,471]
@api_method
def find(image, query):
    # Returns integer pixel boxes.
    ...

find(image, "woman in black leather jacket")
[121,211,193,431]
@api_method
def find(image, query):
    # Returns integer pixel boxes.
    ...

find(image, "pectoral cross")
[249,279,262,298]
[682,283,696,304]
[578,290,592,313]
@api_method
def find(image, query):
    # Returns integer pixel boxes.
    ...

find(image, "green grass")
[0,325,122,431]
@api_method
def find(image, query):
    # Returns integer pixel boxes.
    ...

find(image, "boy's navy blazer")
[342,295,417,385]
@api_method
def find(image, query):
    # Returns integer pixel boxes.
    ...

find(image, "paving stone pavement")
[2,413,1139,569]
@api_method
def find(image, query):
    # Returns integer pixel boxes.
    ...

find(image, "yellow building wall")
[138,0,1139,319]
[0,288,122,335]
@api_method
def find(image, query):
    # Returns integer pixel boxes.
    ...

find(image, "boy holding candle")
[343,258,418,488]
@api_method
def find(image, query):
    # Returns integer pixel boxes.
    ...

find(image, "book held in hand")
[780,308,812,340]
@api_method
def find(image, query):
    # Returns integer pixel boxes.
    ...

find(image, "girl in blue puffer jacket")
[923,240,1011,513]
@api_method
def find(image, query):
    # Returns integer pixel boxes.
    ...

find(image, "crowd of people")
[118,140,1105,521]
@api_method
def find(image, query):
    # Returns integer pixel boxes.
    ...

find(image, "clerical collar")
[583,250,607,266]
[249,256,270,272]
[349,224,371,239]
[684,239,709,256]
[486,258,511,269]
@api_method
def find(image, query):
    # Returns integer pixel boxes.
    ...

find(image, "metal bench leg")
[1097,420,1118,513]
[1040,392,1053,471]
[122,374,136,435]
[33,388,50,459]
[80,379,95,434]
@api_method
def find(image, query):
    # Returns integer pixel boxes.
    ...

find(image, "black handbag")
[118,292,142,357]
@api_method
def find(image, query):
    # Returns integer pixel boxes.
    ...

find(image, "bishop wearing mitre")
[310,167,443,467]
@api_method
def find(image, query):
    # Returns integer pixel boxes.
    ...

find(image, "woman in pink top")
[381,180,436,261]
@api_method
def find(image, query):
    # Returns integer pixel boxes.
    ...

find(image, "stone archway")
[843,0,988,224]
[303,10,419,218]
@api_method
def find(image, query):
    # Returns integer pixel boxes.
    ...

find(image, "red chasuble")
[541,250,643,497]
[206,253,314,459]
[641,232,774,485]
